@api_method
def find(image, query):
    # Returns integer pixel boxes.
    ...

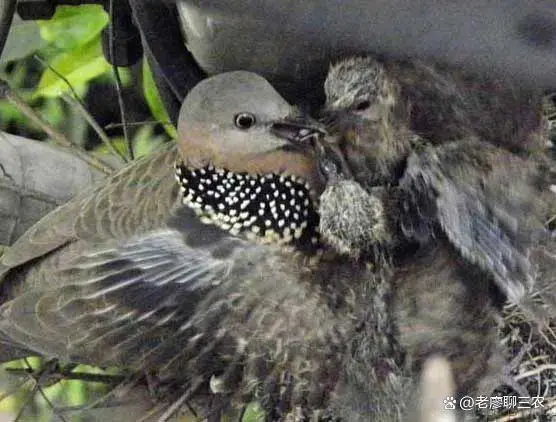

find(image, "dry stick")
[490,397,556,422]
[514,363,556,381]
[0,375,32,404]
[55,373,149,420]
[87,373,144,408]
[0,80,114,175]
[62,93,129,162]
[24,359,69,422]
[33,55,128,164]
[12,358,69,422]
[34,384,68,422]
[0,161,14,182]
[156,379,204,422]
[105,121,174,130]
[108,0,133,161]
[236,405,247,422]
[5,367,127,385]
[136,402,169,422]
[32,55,83,104]
[12,378,41,422]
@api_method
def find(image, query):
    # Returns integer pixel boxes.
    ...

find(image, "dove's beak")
[270,116,327,146]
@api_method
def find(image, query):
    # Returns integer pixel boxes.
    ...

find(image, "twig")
[24,358,69,422]
[0,376,32,404]
[62,93,128,163]
[12,358,69,422]
[108,0,133,160]
[13,378,40,422]
[105,120,174,130]
[33,54,128,164]
[0,79,114,175]
[514,363,556,381]
[88,374,142,408]
[34,382,68,422]
[0,161,14,182]
[156,380,203,422]
[54,372,146,419]
[490,396,556,422]
[136,403,168,422]
[491,408,540,422]
[236,405,247,422]
[5,367,127,385]
[33,55,85,107]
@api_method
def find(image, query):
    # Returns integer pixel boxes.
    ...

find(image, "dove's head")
[176,71,326,245]
[178,71,325,189]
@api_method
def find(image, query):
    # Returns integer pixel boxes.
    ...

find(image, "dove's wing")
[399,139,556,319]
[0,205,360,413]
[0,143,179,277]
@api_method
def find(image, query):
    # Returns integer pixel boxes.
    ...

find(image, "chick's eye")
[234,113,256,130]
[354,100,371,111]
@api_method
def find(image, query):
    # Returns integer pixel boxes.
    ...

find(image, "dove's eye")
[354,100,371,111]
[234,113,256,130]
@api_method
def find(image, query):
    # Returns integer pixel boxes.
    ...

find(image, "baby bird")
[313,137,393,258]
[322,55,556,319]
[323,56,546,155]
[313,130,504,410]
[317,56,556,408]
[399,138,556,322]
[321,57,417,189]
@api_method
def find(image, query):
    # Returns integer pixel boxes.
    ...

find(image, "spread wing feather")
[399,139,556,321]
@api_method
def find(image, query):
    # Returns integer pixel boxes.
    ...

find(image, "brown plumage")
[323,56,546,153]
[313,133,504,407]
[0,71,415,421]
[321,55,556,314]
[399,138,556,322]
[392,241,502,397]
[318,56,556,405]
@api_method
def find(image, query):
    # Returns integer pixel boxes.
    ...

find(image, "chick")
[322,55,556,322]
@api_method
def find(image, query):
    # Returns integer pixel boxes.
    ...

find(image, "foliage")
[0,4,180,420]
[34,5,112,98]
[0,4,176,157]
[143,59,177,138]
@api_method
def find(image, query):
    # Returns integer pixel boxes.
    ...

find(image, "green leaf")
[95,126,167,160]
[143,59,177,138]
[95,137,130,158]
[34,38,111,98]
[132,125,167,158]
[242,402,266,422]
[37,5,109,51]
[97,66,134,88]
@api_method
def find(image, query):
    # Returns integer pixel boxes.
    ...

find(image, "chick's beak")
[313,137,354,183]
[319,107,361,135]
[271,117,353,184]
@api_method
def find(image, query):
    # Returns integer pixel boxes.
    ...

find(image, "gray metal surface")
[0,132,105,246]
[178,0,556,106]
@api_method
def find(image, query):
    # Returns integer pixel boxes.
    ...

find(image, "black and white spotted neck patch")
[174,162,320,246]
